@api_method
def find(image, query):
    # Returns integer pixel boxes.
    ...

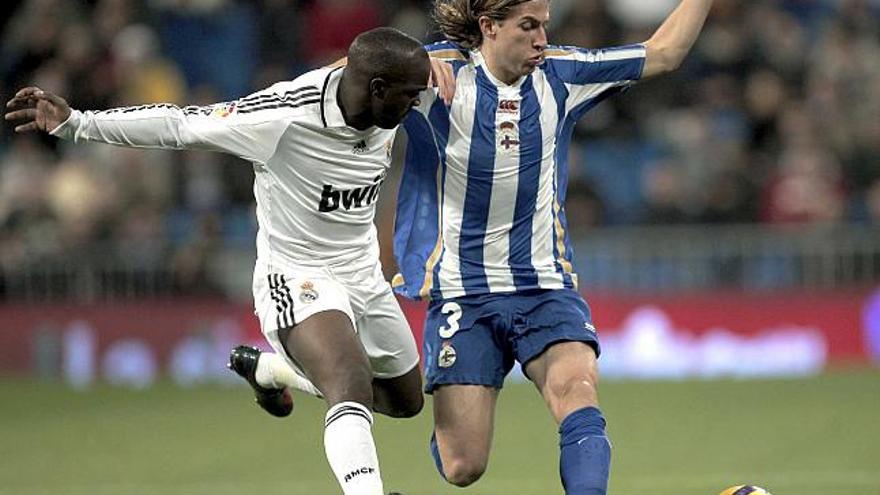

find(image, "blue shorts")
[422,288,600,393]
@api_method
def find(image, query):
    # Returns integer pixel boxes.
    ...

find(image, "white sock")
[255,352,322,397]
[324,401,384,495]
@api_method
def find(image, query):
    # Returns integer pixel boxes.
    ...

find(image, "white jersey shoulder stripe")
[239,85,319,105]
[545,45,646,63]
[428,49,467,61]
[237,96,321,115]
[237,87,321,112]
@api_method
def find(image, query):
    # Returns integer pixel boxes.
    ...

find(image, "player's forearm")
[50,107,201,150]
[642,0,713,78]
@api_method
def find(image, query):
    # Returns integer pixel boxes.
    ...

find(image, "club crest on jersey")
[299,281,319,303]
[211,102,237,118]
[497,121,520,153]
[438,343,457,368]
[498,99,519,114]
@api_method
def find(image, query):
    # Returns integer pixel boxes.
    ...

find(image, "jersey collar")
[320,67,347,128]
[471,49,528,89]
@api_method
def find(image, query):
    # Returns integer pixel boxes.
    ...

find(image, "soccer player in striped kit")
[393,1,715,493]
[6,28,430,495]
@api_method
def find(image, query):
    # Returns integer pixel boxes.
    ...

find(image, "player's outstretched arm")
[5,87,72,134]
[642,0,714,79]
[6,84,291,165]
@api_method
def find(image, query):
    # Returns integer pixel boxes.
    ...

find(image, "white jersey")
[52,67,398,272]
[394,42,646,300]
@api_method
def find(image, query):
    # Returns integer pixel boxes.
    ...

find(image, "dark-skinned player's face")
[371,55,430,129]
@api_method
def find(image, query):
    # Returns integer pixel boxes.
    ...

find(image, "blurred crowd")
[1,0,879,296]
[568,0,880,229]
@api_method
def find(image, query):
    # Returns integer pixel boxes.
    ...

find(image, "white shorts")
[253,260,420,380]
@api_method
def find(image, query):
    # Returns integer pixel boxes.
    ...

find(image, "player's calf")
[559,406,611,495]
[324,401,384,494]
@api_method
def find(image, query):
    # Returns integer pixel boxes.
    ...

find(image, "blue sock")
[429,431,447,480]
[558,406,611,495]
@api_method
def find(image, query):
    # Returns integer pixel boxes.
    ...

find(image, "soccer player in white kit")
[6,27,430,495]
[392,1,715,493]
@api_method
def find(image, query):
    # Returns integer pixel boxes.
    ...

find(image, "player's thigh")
[433,384,499,466]
[280,310,373,404]
[254,268,372,402]
[513,289,601,421]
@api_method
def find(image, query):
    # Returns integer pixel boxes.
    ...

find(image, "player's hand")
[4,87,72,134]
[326,56,348,69]
[429,58,455,105]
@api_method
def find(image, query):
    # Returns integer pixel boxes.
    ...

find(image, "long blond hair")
[433,0,534,49]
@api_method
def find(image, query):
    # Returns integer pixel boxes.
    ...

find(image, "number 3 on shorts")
[438,302,462,338]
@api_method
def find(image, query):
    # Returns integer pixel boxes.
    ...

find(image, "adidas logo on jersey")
[318,172,386,212]
[352,139,368,154]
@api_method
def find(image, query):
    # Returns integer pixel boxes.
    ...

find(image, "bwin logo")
[318,172,386,212]
[344,467,375,483]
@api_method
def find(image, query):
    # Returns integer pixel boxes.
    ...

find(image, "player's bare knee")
[322,364,374,407]
[545,374,598,419]
[547,373,597,401]
[443,457,486,487]
[375,394,423,418]
[396,393,424,418]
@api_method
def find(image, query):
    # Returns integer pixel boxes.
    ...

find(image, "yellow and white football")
[718,486,772,495]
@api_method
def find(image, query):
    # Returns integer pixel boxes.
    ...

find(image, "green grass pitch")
[1,369,878,495]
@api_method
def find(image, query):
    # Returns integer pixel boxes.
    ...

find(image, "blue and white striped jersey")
[394,41,645,300]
